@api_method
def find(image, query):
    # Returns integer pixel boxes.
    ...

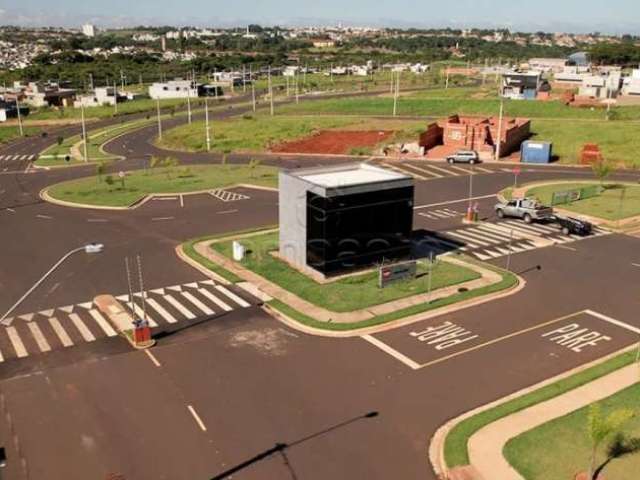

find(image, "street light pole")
[204,97,211,152]
[15,98,23,137]
[80,103,88,163]
[156,98,162,140]
[0,244,104,325]
[506,229,514,272]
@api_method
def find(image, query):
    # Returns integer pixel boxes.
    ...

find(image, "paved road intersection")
[0,279,254,362]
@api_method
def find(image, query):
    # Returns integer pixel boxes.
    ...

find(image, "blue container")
[521,141,552,164]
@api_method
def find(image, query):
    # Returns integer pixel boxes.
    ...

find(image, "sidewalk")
[467,362,640,480]
[193,239,503,324]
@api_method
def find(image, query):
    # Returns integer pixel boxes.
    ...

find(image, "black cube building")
[279,163,414,276]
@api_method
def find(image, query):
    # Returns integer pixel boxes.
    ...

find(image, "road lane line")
[215,285,250,307]
[181,291,214,316]
[151,216,175,221]
[146,298,178,323]
[198,288,232,312]
[414,194,497,210]
[89,309,117,337]
[448,165,475,175]
[217,209,238,215]
[164,294,196,319]
[6,327,28,358]
[48,317,74,347]
[27,322,51,352]
[187,405,207,432]
[180,195,184,207]
[428,164,459,176]
[36,214,53,220]
[361,334,420,370]
[585,310,640,334]
[144,349,162,367]
[69,313,96,342]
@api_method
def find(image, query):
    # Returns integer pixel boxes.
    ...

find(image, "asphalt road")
[1,98,640,479]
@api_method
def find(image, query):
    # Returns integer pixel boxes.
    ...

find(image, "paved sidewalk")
[467,362,640,480]
[194,239,503,323]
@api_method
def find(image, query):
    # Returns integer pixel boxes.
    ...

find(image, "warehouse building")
[279,164,414,277]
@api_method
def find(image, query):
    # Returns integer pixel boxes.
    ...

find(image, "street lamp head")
[84,243,105,254]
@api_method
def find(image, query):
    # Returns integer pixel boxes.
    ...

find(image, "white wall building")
[74,87,119,107]
[622,69,640,96]
[82,24,96,38]
[149,80,199,99]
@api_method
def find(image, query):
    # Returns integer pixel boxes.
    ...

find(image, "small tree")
[105,175,114,187]
[592,161,612,186]
[162,156,179,179]
[587,404,634,479]
[56,135,64,146]
[96,163,105,183]
[592,433,640,479]
[248,158,262,178]
[149,155,162,172]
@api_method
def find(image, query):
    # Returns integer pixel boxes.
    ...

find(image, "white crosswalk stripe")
[0,280,255,361]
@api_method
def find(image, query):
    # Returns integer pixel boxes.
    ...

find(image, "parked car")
[553,215,592,236]
[446,150,479,164]
[494,198,554,224]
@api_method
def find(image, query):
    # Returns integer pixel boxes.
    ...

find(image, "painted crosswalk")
[0,154,36,162]
[0,279,254,363]
[373,161,497,181]
[424,219,611,261]
[209,189,250,202]
[418,208,464,220]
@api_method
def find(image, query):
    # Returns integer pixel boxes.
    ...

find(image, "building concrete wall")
[279,172,309,268]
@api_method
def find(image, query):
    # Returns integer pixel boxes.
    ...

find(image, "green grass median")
[46,163,278,207]
[504,380,640,480]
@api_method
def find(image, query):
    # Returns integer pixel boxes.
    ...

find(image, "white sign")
[541,323,611,353]
[410,321,478,351]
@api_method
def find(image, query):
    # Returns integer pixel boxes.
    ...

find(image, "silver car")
[446,150,479,164]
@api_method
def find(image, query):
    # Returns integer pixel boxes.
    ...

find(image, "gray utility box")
[279,163,415,277]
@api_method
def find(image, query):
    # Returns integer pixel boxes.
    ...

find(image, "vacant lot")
[526,182,640,220]
[505,383,640,480]
[47,164,278,207]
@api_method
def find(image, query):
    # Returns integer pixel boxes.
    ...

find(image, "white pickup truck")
[494,198,554,224]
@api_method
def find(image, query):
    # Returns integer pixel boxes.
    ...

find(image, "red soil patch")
[272,130,393,155]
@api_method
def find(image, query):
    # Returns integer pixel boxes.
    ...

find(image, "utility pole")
[15,98,23,136]
[393,71,399,116]
[467,163,474,220]
[495,98,504,161]
[295,70,299,104]
[80,102,88,163]
[186,81,192,124]
[156,98,162,140]
[427,251,434,303]
[445,67,450,89]
[268,65,274,116]
[89,73,94,90]
[286,75,290,97]
[204,97,211,151]
[243,65,247,93]
[113,80,118,114]
[136,255,147,325]
[251,81,256,112]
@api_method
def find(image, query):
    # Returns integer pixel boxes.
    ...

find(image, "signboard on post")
[378,261,417,288]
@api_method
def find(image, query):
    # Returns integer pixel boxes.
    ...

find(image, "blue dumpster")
[521,141,552,164]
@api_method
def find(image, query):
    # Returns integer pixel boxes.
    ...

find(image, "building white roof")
[297,163,409,188]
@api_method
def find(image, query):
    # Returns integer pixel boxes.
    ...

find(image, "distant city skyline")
[1,0,639,34]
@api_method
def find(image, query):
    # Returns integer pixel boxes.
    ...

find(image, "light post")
[506,230,514,272]
[466,163,474,221]
[0,243,104,325]
[15,98,23,137]
[204,97,211,152]
[80,102,88,163]
[156,98,162,140]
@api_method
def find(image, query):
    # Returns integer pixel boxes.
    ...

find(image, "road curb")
[427,343,638,479]
[175,244,231,285]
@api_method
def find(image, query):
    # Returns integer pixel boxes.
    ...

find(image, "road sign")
[513,167,521,175]
[379,261,417,288]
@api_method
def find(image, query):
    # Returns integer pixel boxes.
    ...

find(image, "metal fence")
[551,185,602,206]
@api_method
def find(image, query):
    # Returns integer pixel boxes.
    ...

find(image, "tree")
[96,163,105,183]
[587,404,635,479]
[248,158,261,178]
[592,433,640,479]
[162,156,179,179]
[56,135,64,146]
[592,161,612,186]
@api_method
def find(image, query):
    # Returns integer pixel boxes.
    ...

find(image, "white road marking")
[215,285,250,307]
[180,195,184,208]
[402,164,441,178]
[87,218,108,223]
[36,214,53,220]
[69,313,96,342]
[27,322,51,352]
[361,334,420,370]
[187,405,207,432]
[144,349,162,367]
[445,231,486,248]
[475,166,494,173]
[6,327,28,358]
[0,346,4,362]
[126,301,159,327]
[146,298,178,324]
[217,209,238,215]
[555,245,577,251]
[181,291,214,316]
[585,310,640,334]
[89,309,117,337]
[631,263,640,268]
[198,288,232,312]
[414,194,497,210]
[165,294,196,319]
[428,164,459,176]
[151,216,174,221]
[48,317,74,347]
[448,165,475,175]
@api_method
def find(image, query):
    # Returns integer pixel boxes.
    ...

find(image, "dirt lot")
[272,130,393,154]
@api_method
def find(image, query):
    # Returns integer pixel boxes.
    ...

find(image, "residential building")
[74,86,122,108]
[622,69,640,96]
[149,80,201,99]
[527,58,567,73]
[82,24,96,38]
[501,71,542,100]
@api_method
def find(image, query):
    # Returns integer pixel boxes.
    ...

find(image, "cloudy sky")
[1,0,639,33]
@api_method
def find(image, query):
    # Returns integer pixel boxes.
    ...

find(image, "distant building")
[311,39,336,48]
[501,71,543,100]
[22,82,76,108]
[74,86,122,108]
[149,80,202,99]
[82,24,96,38]
[622,69,640,96]
[578,72,621,99]
[527,58,567,73]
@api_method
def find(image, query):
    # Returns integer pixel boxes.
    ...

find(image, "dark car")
[554,216,592,236]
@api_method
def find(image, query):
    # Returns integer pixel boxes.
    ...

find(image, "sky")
[1,0,639,34]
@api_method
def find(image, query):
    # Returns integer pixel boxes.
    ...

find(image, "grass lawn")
[156,114,425,153]
[28,97,193,121]
[211,231,480,312]
[46,163,278,207]
[444,350,636,468]
[530,119,640,167]
[504,382,640,480]
[526,182,640,221]
[0,125,40,144]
